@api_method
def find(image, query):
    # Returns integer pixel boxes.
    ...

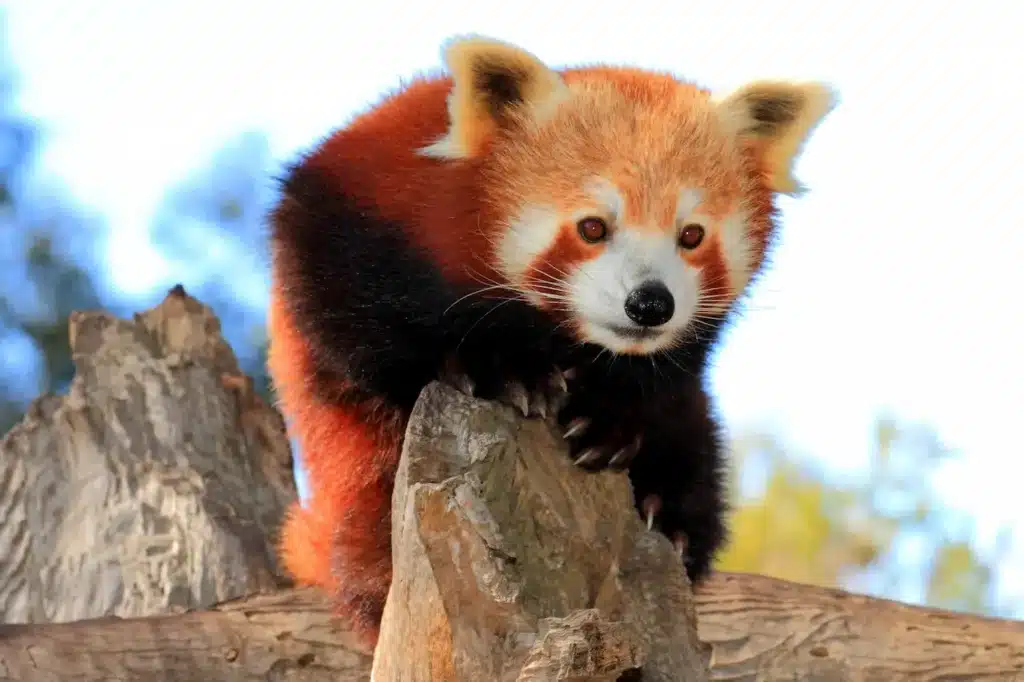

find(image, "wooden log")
[2,573,1022,681]
[0,289,1021,681]
[0,588,372,682]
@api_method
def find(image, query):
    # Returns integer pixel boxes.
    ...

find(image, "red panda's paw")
[556,394,645,472]
[632,488,703,581]
[639,493,689,558]
[496,369,572,420]
[628,468,726,584]
[440,353,573,420]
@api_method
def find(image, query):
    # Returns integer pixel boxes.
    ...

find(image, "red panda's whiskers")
[543,262,582,284]
[528,280,570,293]
[456,297,521,350]
[536,291,574,306]
[660,350,693,378]
[688,319,720,334]
[465,267,509,290]
[444,283,530,316]
[527,269,571,289]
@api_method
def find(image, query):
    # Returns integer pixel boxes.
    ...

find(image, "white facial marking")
[716,207,754,302]
[583,177,625,220]
[569,228,700,354]
[677,188,753,313]
[504,181,755,356]
[676,188,704,220]
[497,203,561,304]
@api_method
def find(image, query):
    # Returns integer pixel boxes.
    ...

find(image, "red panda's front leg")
[555,365,728,584]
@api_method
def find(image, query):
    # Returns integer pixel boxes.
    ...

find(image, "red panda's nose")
[624,281,675,327]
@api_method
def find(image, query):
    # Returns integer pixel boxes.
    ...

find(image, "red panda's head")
[420,36,836,355]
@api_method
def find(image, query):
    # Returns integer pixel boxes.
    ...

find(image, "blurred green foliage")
[718,414,1012,616]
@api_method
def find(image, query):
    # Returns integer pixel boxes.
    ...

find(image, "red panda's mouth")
[604,324,664,342]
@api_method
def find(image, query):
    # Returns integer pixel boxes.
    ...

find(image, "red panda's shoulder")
[278,75,495,284]
[304,75,456,202]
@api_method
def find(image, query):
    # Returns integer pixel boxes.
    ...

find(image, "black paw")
[637,491,690,563]
[628,471,724,582]
[556,390,644,472]
[439,354,572,419]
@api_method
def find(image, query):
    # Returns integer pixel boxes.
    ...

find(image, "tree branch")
[694,572,1024,680]
[0,588,372,682]
[2,573,1021,681]
[0,288,1021,681]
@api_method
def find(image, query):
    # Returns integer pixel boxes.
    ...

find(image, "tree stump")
[0,285,297,624]
[370,381,710,681]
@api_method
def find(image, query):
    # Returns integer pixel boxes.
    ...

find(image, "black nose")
[624,281,675,327]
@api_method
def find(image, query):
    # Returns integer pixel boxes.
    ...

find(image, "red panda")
[268,35,836,649]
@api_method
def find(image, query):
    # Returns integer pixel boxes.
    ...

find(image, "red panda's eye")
[678,224,705,250]
[577,217,608,243]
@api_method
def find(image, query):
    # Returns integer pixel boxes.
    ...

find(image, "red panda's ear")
[714,81,837,195]
[419,36,568,160]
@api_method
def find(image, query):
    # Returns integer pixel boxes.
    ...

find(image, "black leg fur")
[556,358,729,583]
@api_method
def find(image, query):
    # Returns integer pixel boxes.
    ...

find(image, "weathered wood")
[0,285,298,624]
[0,289,1021,681]
[370,381,709,681]
[695,572,1024,681]
[1,574,1021,681]
[0,587,372,682]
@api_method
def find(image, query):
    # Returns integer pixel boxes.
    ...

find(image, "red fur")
[268,61,789,649]
[269,284,406,646]
[301,76,503,287]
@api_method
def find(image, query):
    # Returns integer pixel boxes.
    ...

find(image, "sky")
[4,1,1022,610]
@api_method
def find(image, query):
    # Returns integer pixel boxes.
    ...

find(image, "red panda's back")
[296,75,494,285]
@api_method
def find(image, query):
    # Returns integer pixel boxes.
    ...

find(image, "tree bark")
[0,588,372,682]
[694,572,1024,680]
[370,381,709,681]
[0,285,297,624]
[0,288,1021,681]
[1,576,1022,681]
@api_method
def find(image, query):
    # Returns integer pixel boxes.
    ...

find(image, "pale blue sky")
[5,1,1022,610]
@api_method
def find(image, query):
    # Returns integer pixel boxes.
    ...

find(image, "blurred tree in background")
[0,10,277,431]
[149,130,278,401]
[718,413,1014,617]
[0,9,1014,619]
[0,11,108,433]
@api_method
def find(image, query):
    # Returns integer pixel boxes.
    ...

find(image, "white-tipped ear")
[714,80,837,194]
[420,35,568,160]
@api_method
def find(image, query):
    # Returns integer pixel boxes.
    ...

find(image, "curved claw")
[539,369,571,417]
[551,370,568,394]
[454,373,476,397]
[440,357,476,397]
[506,382,530,417]
[672,532,689,561]
[642,494,662,531]
[562,417,590,440]
[607,434,643,469]
[573,448,603,467]
[529,391,548,419]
